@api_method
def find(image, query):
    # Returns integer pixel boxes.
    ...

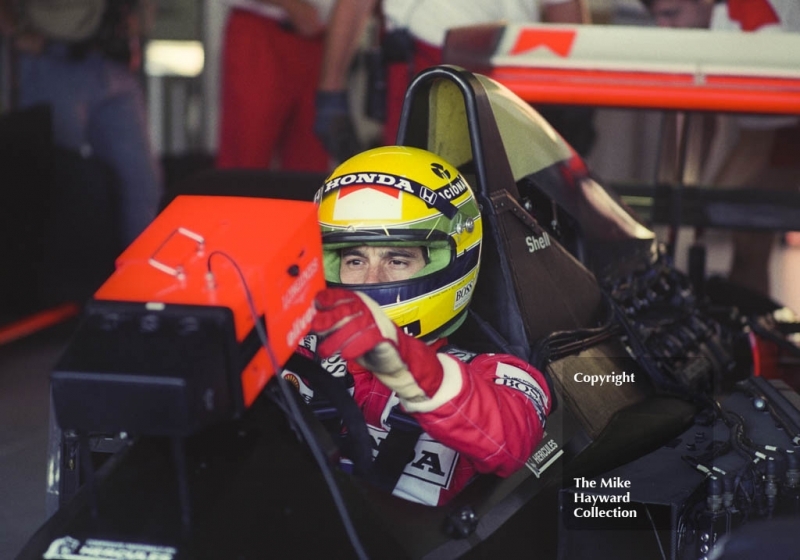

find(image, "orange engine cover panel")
[95,195,325,407]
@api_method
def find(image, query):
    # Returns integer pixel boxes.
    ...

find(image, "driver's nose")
[363,266,383,284]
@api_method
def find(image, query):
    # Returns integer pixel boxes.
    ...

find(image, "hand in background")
[13,30,46,54]
[314,90,362,164]
[282,0,324,37]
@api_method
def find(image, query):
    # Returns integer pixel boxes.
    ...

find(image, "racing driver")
[286,146,551,506]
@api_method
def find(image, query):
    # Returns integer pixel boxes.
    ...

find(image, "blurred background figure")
[314,0,593,165]
[0,0,162,249]
[640,0,800,297]
[216,0,336,172]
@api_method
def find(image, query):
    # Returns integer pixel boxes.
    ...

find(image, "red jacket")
[290,337,551,506]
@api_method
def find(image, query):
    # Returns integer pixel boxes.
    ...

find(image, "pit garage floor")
[0,233,798,560]
[0,321,76,560]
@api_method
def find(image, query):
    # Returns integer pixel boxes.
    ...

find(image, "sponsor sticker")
[436,177,469,201]
[280,371,314,403]
[525,232,551,253]
[368,425,458,489]
[320,353,348,377]
[280,257,320,310]
[442,346,478,364]
[494,362,549,425]
[453,279,475,311]
[526,436,563,478]
[43,536,176,560]
[323,172,459,219]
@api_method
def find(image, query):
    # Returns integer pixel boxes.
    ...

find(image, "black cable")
[207,251,280,370]
[206,250,369,560]
[708,397,780,520]
[705,399,758,462]
[644,505,667,560]
[171,436,192,537]
[733,461,760,521]
[78,432,99,521]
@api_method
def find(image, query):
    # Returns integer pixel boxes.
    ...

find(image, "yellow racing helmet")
[316,146,483,340]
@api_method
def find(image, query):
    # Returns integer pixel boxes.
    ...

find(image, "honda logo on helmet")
[419,187,438,206]
[324,172,414,193]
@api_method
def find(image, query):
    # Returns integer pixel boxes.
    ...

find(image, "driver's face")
[648,0,712,28]
[340,245,426,284]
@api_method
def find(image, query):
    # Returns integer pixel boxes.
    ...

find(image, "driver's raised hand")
[311,288,463,410]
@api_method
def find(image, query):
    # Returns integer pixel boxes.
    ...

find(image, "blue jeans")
[17,43,162,247]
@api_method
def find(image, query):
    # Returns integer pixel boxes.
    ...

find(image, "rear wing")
[443,23,800,115]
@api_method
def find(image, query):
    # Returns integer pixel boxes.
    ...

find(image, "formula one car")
[16,64,800,560]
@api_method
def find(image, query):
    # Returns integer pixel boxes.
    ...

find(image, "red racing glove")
[311,288,462,409]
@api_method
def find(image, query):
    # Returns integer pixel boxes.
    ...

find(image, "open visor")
[322,230,455,284]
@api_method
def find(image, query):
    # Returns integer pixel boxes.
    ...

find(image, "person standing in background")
[0,0,162,248]
[640,0,800,297]
[313,0,591,164]
[216,0,337,172]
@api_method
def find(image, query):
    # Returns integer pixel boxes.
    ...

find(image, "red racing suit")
[285,335,551,506]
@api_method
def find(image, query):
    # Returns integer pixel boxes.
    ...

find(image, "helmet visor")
[322,229,454,284]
